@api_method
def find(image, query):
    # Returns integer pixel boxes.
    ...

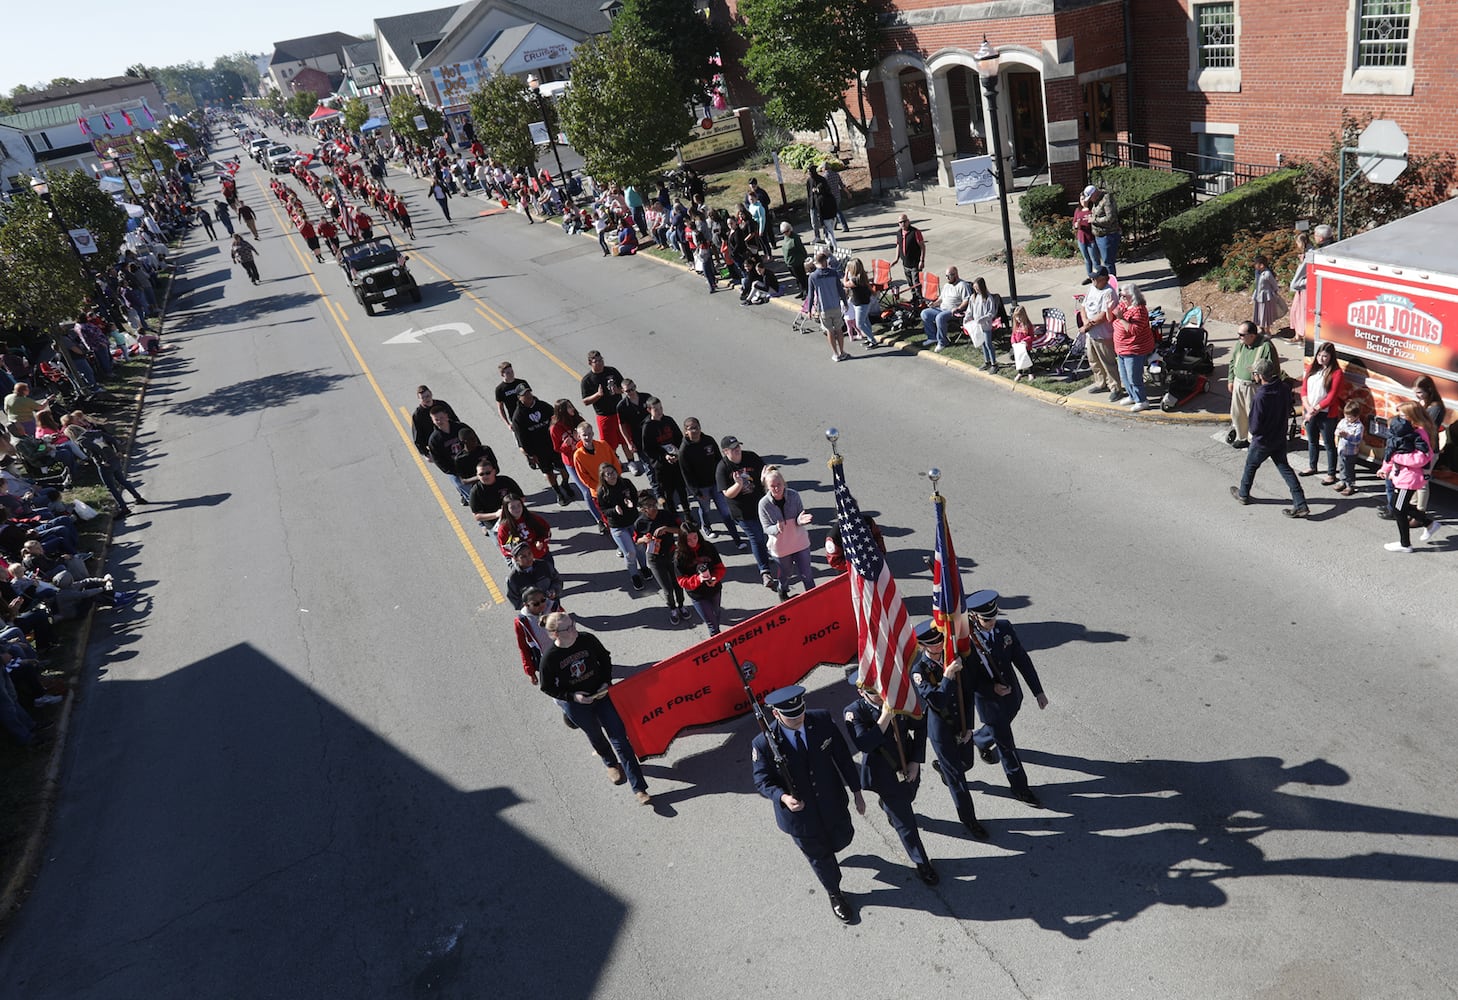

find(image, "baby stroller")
[1149,306,1214,411]
[791,293,819,335]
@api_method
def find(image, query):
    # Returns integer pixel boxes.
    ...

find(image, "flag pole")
[930,473,971,738]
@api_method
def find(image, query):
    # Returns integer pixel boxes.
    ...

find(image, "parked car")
[338,236,421,316]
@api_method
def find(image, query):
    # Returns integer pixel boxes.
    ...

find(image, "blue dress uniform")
[842,691,939,885]
[751,686,862,921]
[909,623,989,839]
[965,590,1047,808]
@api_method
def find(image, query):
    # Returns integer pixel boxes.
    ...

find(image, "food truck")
[1305,197,1458,486]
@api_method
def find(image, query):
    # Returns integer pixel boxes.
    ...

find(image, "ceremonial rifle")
[723,641,798,799]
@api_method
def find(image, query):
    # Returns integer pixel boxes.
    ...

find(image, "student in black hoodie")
[633,492,684,623]
[596,465,651,591]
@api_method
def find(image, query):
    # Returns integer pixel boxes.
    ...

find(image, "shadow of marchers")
[143,492,232,511]
[168,369,355,419]
[1015,620,1129,652]
[23,643,628,998]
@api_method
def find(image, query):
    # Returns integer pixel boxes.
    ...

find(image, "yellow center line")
[406,249,578,379]
[473,306,504,330]
[255,181,505,603]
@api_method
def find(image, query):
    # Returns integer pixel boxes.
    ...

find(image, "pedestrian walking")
[966,590,1050,808]
[214,201,235,235]
[238,203,259,239]
[751,685,866,924]
[538,613,652,805]
[1229,358,1310,517]
[843,681,939,886]
[431,179,452,222]
[910,621,990,839]
[197,206,218,240]
[673,521,724,634]
[230,234,260,284]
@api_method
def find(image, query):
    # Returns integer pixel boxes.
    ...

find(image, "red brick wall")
[1130,0,1458,163]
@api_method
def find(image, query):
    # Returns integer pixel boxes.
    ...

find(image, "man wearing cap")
[1229,358,1310,517]
[1079,268,1121,397]
[715,436,776,588]
[780,223,809,299]
[965,590,1049,808]
[751,685,866,923]
[843,683,939,885]
[505,543,563,610]
[1226,320,1280,449]
[910,621,990,839]
[1085,184,1121,277]
[539,613,652,805]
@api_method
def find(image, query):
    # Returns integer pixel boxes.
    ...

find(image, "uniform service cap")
[914,620,944,645]
[765,685,806,717]
[966,589,1000,618]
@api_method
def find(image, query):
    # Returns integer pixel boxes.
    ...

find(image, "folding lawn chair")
[1057,329,1091,378]
[1029,308,1072,361]
[791,292,819,335]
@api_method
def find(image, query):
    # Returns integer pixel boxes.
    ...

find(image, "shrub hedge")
[1159,168,1303,272]
[1088,166,1191,206]
[1019,184,1066,229]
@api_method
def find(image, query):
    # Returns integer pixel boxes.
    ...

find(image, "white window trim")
[1187,1,1241,94]
[1343,0,1418,96]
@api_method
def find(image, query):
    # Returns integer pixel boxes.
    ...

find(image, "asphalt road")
[2,131,1455,1000]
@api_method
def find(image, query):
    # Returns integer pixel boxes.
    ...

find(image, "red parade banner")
[611,573,856,758]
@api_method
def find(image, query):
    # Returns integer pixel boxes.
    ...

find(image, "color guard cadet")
[910,620,990,839]
[842,680,940,886]
[751,685,867,923]
[965,590,1049,808]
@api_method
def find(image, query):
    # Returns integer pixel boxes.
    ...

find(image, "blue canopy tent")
[359,117,386,133]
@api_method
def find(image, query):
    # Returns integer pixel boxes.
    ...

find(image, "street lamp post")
[106,146,139,203]
[974,36,1018,303]
[526,74,566,179]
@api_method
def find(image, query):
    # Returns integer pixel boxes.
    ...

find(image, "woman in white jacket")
[966,277,999,372]
[758,467,816,601]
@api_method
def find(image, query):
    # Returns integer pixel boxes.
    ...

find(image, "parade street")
[1,135,1455,1000]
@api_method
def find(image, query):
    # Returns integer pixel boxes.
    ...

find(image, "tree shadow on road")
[168,368,355,419]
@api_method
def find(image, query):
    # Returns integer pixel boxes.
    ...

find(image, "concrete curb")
[0,256,167,924]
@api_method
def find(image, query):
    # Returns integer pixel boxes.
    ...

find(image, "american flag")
[77,116,91,136]
[831,456,921,716]
[930,492,969,665]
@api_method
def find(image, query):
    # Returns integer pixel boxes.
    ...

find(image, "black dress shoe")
[1014,789,1044,808]
[978,745,999,765]
[828,892,854,924]
[961,815,990,840]
[916,862,940,886]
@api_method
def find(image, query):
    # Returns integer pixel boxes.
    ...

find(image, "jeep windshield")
[343,241,399,271]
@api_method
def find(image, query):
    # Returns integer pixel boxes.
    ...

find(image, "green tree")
[612,0,719,106]
[342,97,370,133]
[735,0,880,136]
[387,91,443,142]
[0,193,93,334]
[284,90,320,121]
[48,76,81,88]
[0,95,13,115]
[49,169,128,263]
[467,74,544,172]
[559,35,691,186]
[1290,111,1458,234]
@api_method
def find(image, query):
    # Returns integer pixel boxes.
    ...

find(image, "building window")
[1356,0,1412,67]
[1197,4,1236,69]
[1197,132,1235,167]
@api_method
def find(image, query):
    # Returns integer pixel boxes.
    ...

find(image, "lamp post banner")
[951,155,997,205]
[609,573,857,758]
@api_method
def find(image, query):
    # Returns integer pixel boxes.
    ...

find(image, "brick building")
[717,0,1451,198]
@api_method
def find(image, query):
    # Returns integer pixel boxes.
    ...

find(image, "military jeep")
[339,236,422,316]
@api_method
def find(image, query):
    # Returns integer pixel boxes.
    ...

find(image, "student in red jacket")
[674,523,725,635]
[1299,341,1346,485]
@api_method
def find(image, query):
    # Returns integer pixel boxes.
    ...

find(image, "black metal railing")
[1084,140,1281,199]
[1117,185,1198,249]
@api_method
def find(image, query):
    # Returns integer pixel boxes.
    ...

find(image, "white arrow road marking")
[383,322,475,345]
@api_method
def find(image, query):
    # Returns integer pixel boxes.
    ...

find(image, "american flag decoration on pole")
[121,109,135,128]
[140,100,156,126]
[101,112,115,132]
[928,472,969,666]
[827,429,921,716]
[77,116,92,136]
